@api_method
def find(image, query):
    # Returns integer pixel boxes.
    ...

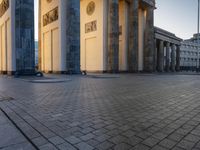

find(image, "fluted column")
[158,40,164,72]
[171,44,176,72]
[176,45,180,71]
[107,0,119,73]
[144,6,154,72]
[166,42,170,72]
[66,0,80,74]
[128,0,138,72]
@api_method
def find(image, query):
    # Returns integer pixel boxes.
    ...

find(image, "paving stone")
[49,136,65,145]
[81,127,95,134]
[65,136,81,144]
[39,143,58,150]
[109,135,128,144]
[136,131,152,139]
[159,138,177,149]
[80,133,95,141]
[127,136,143,146]
[171,146,185,150]
[32,136,49,147]
[95,141,114,150]
[184,134,200,143]
[57,142,77,150]
[121,130,136,138]
[132,144,150,150]
[177,139,196,150]
[75,142,94,150]
[142,137,160,147]
[86,139,100,147]
[152,132,168,140]
[114,143,132,150]
[168,133,185,142]
[95,134,111,142]
[151,145,168,150]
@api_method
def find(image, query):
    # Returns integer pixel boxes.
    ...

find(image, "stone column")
[15,0,35,75]
[107,0,119,73]
[128,0,138,72]
[176,45,180,71]
[154,39,157,71]
[166,42,170,72]
[171,44,176,72]
[66,0,80,74]
[158,40,164,72]
[144,6,154,72]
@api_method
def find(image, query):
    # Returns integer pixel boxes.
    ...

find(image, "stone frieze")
[43,7,58,26]
[0,0,9,18]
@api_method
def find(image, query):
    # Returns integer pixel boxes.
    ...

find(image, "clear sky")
[34,0,38,41]
[34,0,199,40]
[155,0,198,40]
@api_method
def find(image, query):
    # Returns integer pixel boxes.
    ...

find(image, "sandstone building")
[39,0,156,73]
[0,0,156,75]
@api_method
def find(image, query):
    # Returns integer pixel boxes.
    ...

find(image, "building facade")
[180,34,200,71]
[0,0,35,75]
[154,27,182,72]
[0,0,156,75]
[39,0,156,74]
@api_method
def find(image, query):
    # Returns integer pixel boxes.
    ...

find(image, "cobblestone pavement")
[1,74,200,150]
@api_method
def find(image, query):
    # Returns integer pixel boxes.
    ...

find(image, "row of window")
[181,45,199,49]
[180,58,200,61]
[180,51,200,55]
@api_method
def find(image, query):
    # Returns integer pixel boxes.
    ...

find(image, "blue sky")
[34,0,198,40]
[155,0,198,40]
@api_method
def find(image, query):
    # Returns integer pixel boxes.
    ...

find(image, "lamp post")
[197,0,200,72]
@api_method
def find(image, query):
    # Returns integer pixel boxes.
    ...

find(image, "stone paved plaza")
[1,74,200,150]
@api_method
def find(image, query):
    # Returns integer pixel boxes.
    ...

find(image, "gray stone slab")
[0,122,27,148]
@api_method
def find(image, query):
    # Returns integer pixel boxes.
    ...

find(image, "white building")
[180,34,200,71]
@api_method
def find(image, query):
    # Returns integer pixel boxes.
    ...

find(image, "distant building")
[154,27,182,72]
[180,34,200,71]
